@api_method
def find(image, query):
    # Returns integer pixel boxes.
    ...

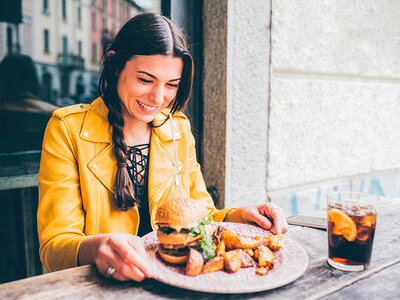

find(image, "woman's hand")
[79,233,153,281]
[224,203,288,235]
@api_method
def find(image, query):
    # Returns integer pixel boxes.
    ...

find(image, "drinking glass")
[327,191,379,271]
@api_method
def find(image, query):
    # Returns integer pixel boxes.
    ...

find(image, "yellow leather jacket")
[38,97,235,272]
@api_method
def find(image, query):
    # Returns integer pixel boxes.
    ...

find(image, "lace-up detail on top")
[126,144,149,200]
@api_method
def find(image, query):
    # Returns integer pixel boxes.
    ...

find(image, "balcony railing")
[57,53,84,70]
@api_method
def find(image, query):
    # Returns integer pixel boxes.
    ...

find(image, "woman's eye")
[138,78,152,83]
[167,83,179,88]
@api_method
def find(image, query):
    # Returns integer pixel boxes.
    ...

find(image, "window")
[62,0,67,20]
[7,26,13,54]
[120,1,124,19]
[112,0,116,16]
[103,17,107,30]
[92,42,97,62]
[44,29,50,53]
[103,0,107,11]
[78,41,82,56]
[43,0,49,13]
[78,5,82,26]
[42,72,53,102]
[62,36,68,54]
[92,11,96,30]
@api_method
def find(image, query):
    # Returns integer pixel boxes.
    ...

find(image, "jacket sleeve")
[185,119,237,221]
[37,115,85,271]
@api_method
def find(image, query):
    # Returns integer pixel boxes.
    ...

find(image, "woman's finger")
[108,235,153,278]
[247,207,272,230]
[113,263,146,282]
[95,243,130,281]
[266,205,287,234]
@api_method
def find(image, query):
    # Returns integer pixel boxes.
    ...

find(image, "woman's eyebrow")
[137,71,181,82]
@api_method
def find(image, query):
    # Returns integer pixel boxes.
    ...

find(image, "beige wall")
[202,0,400,214]
[202,0,270,209]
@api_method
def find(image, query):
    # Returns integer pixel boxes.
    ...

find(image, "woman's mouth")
[137,100,158,112]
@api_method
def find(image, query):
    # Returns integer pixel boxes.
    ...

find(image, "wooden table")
[1,198,399,299]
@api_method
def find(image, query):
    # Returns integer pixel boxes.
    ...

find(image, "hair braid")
[107,102,137,211]
[99,13,194,211]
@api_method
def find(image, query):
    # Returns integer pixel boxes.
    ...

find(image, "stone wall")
[202,0,270,208]
[202,0,400,214]
[269,0,400,214]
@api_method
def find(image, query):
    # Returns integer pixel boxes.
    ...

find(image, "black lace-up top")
[126,144,152,237]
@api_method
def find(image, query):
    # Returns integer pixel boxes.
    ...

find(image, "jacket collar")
[84,98,185,195]
[81,97,112,143]
[80,97,184,143]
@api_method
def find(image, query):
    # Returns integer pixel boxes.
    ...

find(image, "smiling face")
[116,54,183,127]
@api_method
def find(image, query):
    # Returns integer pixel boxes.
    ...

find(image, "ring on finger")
[107,266,116,278]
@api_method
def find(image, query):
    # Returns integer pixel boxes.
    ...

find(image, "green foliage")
[185,216,216,261]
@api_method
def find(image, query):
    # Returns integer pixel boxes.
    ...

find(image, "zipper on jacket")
[150,172,176,229]
[97,143,103,234]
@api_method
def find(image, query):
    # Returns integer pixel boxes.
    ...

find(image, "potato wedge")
[185,248,204,276]
[243,248,254,257]
[223,249,242,273]
[254,245,275,267]
[238,236,261,249]
[216,240,226,257]
[202,256,224,274]
[255,266,269,276]
[239,250,255,268]
[266,235,283,251]
[221,230,259,250]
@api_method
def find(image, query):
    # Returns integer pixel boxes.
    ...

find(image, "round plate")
[142,222,308,294]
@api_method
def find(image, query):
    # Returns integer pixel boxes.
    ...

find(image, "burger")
[155,197,215,264]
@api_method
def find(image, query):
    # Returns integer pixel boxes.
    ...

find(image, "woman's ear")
[107,50,116,57]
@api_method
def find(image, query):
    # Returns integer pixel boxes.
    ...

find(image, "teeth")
[138,101,156,110]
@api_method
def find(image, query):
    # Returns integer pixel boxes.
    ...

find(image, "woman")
[37,13,287,282]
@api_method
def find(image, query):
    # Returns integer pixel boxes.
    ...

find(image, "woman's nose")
[150,85,165,105]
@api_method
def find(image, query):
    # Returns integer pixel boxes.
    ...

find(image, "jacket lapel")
[82,99,186,207]
[88,144,116,193]
[82,98,116,193]
[147,113,185,216]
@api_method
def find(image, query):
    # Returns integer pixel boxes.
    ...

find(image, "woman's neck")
[123,118,151,146]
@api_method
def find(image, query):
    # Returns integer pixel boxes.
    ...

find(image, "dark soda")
[328,204,377,266]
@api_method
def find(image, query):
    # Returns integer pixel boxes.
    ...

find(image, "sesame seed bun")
[155,197,210,226]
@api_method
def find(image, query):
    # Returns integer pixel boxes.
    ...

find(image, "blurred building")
[89,0,138,105]
[0,0,160,107]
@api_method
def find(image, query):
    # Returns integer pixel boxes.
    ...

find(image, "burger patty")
[158,226,192,235]
[161,239,201,249]
[159,245,190,256]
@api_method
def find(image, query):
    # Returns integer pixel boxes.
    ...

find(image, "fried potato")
[255,266,269,276]
[202,256,224,274]
[223,250,242,273]
[239,250,255,268]
[265,235,283,251]
[221,230,259,250]
[254,245,275,267]
[186,248,204,276]
[216,240,226,257]
[243,248,254,257]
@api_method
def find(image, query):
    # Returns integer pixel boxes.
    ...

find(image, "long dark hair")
[99,13,194,211]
